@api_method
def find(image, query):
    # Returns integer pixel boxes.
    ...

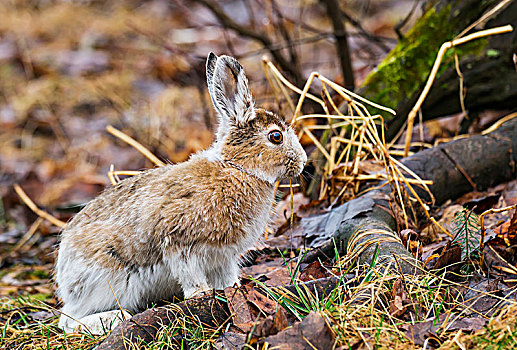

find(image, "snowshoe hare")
[55,53,307,333]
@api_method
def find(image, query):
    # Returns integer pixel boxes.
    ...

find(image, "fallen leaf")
[389,279,408,318]
[248,307,289,344]
[299,261,329,282]
[247,288,278,315]
[431,241,462,270]
[242,258,293,287]
[400,229,423,258]
[406,314,487,346]
[225,286,254,332]
[259,311,334,349]
[214,332,247,350]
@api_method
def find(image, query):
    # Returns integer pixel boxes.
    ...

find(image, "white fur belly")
[57,214,266,321]
[57,248,181,319]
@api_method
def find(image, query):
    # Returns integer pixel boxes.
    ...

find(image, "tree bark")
[358,0,517,139]
[305,117,517,266]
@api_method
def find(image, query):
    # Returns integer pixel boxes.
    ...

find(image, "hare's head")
[206,53,307,184]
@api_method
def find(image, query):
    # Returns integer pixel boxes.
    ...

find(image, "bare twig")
[394,0,420,40]
[404,24,514,157]
[270,0,300,72]
[456,0,514,38]
[481,111,517,135]
[13,184,66,228]
[339,8,393,52]
[106,125,165,167]
[10,218,43,254]
[192,0,303,85]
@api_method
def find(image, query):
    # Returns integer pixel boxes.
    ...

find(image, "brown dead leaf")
[259,311,335,350]
[400,229,423,259]
[431,241,462,270]
[483,244,517,280]
[248,307,289,344]
[464,194,501,214]
[389,279,408,318]
[499,210,517,244]
[224,286,254,332]
[299,261,329,282]
[241,257,293,287]
[406,314,486,346]
[247,288,278,315]
[440,204,464,230]
[483,211,517,279]
[214,332,247,350]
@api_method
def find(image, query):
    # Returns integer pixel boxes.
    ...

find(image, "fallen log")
[304,117,517,266]
[359,0,517,139]
[96,118,517,348]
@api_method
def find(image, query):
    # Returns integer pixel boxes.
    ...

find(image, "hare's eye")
[268,130,283,145]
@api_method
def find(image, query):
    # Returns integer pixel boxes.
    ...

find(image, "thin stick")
[479,204,517,268]
[265,60,324,109]
[107,164,118,186]
[279,183,300,188]
[404,24,514,157]
[430,217,454,239]
[106,125,165,167]
[293,72,324,123]
[302,126,333,163]
[262,58,291,114]
[11,217,43,253]
[108,280,127,321]
[107,167,142,186]
[456,0,513,39]
[453,52,467,119]
[14,184,66,228]
[481,111,517,135]
[318,75,396,115]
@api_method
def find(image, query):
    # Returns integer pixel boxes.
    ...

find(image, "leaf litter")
[1,1,517,349]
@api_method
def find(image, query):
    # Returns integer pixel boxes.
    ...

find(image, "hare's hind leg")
[59,309,132,335]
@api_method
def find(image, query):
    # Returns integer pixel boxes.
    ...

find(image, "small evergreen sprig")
[451,207,481,260]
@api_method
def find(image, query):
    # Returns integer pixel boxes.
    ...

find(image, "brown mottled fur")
[55,53,306,332]
[65,159,274,271]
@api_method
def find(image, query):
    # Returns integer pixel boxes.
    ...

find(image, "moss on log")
[359,0,516,139]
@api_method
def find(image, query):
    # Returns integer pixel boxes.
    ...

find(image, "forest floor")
[1,0,516,349]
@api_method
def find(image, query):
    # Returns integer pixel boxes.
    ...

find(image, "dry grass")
[262,58,433,231]
[253,255,517,349]
[2,1,516,349]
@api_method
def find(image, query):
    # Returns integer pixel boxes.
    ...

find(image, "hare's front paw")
[183,284,211,299]
[208,261,240,290]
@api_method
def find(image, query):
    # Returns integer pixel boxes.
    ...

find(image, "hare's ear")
[207,54,255,131]
[206,52,217,95]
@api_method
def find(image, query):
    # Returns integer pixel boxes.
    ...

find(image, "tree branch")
[321,0,355,90]
[193,0,303,85]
